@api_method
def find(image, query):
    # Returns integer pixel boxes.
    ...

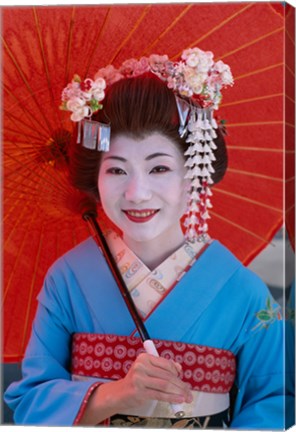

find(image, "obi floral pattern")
[72,333,236,394]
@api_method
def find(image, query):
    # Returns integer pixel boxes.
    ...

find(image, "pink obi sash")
[71,333,236,394]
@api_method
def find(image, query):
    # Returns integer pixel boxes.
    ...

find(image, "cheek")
[97,174,112,210]
[177,179,189,212]
[166,178,188,210]
[97,174,104,199]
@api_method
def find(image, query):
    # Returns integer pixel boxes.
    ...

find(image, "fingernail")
[174,362,182,372]
[174,363,183,377]
[187,392,193,403]
[174,395,185,403]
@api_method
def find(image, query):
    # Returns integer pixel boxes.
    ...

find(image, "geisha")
[4,48,293,428]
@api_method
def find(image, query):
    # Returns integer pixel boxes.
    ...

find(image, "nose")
[124,173,152,203]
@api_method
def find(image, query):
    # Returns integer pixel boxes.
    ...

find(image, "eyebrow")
[103,152,173,162]
[145,152,173,161]
[103,155,127,162]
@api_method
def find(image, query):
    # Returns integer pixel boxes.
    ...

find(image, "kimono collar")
[105,230,210,318]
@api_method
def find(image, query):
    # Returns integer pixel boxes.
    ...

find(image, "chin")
[125,232,159,244]
[121,224,162,242]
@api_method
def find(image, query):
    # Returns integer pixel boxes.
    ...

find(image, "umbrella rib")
[4,163,84,222]
[285,25,295,46]
[285,176,295,184]
[33,7,62,129]
[109,5,152,64]
[286,203,295,214]
[2,35,53,133]
[4,123,49,143]
[141,4,193,56]
[4,149,53,167]
[172,2,254,59]
[3,354,19,361]
[214,187,283,214]
[84,8,112,77]
[3,180,67,208]
[216,26,284,62]
[286,63,295,78]
[227,167,283,182]
[3,189,58,215]
[285,93,294,104]
[64,6,76,86]
[3,85,51,136]
[3,116,71,187]
[227,120,283,127]
[5,174,70,206]
[4,157,66,189]
[234,62,283,81]
[4,151,70,196]
[3,138,68,187]
[222,92,283,107]
[226,145,283,153]
[3,132,72,182]
[3,192,39,245]
[211,210,281,244]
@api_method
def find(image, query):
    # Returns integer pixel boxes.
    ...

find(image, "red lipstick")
[123,209,159,223]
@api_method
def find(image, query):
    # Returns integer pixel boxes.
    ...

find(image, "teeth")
[126,210,156,218]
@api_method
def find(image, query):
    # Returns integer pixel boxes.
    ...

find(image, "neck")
[123,229,186,270]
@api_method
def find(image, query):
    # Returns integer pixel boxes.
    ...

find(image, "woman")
[4,49,292,428]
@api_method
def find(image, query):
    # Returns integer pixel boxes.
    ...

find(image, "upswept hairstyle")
[69,72,228,200]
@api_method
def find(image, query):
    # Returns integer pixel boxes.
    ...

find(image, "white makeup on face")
[98,133,188,258]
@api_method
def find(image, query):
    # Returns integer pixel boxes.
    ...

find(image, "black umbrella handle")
[83,213,150,341]
[83,213,185,419]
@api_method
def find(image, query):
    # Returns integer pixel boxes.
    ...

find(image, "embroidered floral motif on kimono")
[252,297,282,331]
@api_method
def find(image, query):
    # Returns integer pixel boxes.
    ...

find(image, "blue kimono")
[4,237,294,427]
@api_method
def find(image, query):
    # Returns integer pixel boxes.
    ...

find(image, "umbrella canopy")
[2,2,295,362]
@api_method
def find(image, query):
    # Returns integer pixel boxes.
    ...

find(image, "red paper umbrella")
[2,2,295,362]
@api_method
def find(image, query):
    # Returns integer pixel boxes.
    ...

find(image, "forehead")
[103,133,183,159]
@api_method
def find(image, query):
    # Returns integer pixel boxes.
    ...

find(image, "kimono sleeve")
[3,264,101,426]
[230,279,294,429]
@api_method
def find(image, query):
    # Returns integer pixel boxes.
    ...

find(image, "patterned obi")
[71,333,236,420]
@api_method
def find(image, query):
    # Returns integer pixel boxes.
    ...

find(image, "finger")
[142,375,192,401]
[132,354,187,393]
[142,388,187,404]
[145,368,190,394]
[142,377,193,404]
[147,355,182,377]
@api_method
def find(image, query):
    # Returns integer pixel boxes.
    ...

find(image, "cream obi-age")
[71,231,236,426]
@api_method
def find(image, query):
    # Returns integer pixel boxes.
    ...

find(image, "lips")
[123,209,159,223]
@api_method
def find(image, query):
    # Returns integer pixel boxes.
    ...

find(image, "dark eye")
[106,167,126,175]
[150,165,171,174]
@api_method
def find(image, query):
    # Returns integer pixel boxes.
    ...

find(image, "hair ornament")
[61,47,233,241]
[60,74,111,152]
[77,119,111,152]
[177,101,223,243]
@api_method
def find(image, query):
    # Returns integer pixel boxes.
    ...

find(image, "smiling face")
[98,133,188,251]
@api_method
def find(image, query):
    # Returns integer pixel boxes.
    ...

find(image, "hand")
[111,352,193,412]
[79,353,193,425]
